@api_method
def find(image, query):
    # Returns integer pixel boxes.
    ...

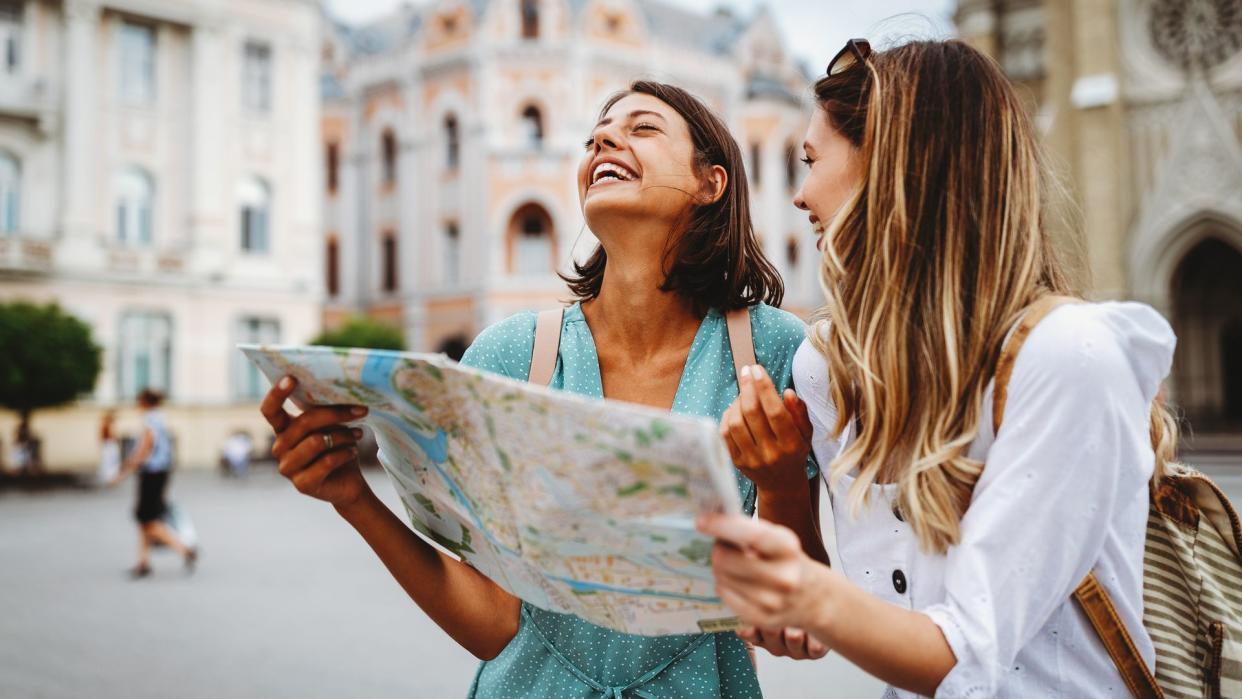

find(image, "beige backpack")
[995,296,1242,699]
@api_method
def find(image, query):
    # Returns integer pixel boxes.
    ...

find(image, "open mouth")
[590,161,639,187]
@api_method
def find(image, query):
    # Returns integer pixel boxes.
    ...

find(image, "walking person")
[699,39,1179,697]
[111,388,197,578]
[260,80,827,697]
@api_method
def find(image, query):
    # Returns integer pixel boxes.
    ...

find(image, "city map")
[240,345,743,636]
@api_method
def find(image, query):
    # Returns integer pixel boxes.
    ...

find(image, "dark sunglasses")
[827,38,872,76]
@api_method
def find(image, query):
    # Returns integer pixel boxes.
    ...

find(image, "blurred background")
[0,0,1239,697]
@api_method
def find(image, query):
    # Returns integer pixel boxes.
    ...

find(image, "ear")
[699,164,728,205]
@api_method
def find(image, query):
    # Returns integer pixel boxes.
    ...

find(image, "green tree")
[309,316,406,351]
[0,301,103,450]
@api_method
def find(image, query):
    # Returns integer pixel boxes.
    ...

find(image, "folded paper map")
[240,345,743,636]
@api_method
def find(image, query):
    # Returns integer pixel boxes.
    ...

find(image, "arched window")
[785,236,799,269]
[521,105,543,149]
[785,141,799,191]
[444,114,460,170]
[444,222,460,286]
[326,236,339,297]
[325,141,339,194]
[0,150,19,233]
[381,129,397,185]
[507,203,554,275]
[238,176,271,253]
[381,231,398,292]
[520,0,540,39]
[1171,235,1242,428]
[750,142,762,187]
[116,166,154,245]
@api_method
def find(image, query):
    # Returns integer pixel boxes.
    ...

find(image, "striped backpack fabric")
[994,296,1242,699]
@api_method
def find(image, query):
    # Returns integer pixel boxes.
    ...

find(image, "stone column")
[57,0,99,266]
[188,19,227,276]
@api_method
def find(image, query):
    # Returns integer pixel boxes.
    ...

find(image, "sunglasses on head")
[827,38,872,76]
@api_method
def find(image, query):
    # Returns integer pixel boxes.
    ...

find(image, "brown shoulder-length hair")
[562,80,783,312]
[808,40,1179,554]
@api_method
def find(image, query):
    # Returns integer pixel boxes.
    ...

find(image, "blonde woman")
[700,39,1178,697]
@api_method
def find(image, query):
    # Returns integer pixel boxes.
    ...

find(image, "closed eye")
[800,157,813,167]
[632,122,660,134]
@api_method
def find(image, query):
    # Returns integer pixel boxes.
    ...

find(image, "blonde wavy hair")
[809,40,1177,554]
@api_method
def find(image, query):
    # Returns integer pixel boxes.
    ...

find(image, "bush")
[309,316,406,351]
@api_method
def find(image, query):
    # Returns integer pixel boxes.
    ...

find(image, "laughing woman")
[259,80,826,697]
[701,40,1178,697]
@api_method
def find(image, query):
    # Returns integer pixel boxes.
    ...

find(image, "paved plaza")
[3,462,1239,698]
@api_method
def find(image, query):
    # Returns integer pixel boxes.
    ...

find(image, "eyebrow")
[594,109,668,129]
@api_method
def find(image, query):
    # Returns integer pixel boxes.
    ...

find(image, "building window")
[326,142,339,194]
[444,222,460,286]
[242,41,272,114]
[521,105,543,150]
[508,203,554,276]
[444,114,460,170]
[0,1,22,75]
[118,311,172,400]
[326,237,339,297]
[239,176,271,253]
[235,317,280,400]
[785,142,799,191]
[382,232,398,292]
[750,143,762,187]
[381,129,397,186]
[0,150,19,234]
[119,22,156,105]
[786,236,799,269]
[115,167,154,246]
[521,0,540,39]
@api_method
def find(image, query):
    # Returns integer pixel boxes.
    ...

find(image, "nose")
[793,190,808,211]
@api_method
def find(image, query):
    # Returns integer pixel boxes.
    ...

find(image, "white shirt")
[792,302,1175,698]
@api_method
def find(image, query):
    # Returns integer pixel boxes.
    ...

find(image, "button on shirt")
[793,302,1175,698]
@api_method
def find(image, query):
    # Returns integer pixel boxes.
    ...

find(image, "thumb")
[784,389,812,441]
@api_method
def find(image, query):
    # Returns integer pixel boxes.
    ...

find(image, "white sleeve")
[791,339,846,468]
[923,305,1172,698]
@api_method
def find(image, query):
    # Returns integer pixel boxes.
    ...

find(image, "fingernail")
[279,377,293,390]
[753,365,766,380]
[740,365,752,380]
[351,406,368,416]
[352,428,363,439]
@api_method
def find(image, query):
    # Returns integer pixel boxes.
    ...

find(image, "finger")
[784,390,813,442]
[272,405,368,458]
[806,635,829,659]
[699,513,802,559]
[738,367,779,447]
[755,628,789,658]
[725,411,760,461]
[260,376,297,433]
[278,427,363,477]
[717,587,769,630]
[736,626,759,644]
[291,446,359,494]
[782,627,810,660]
[752,372,802,447]
[721,430,745,466]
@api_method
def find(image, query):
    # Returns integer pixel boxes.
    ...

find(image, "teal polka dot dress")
[459,302,810,699]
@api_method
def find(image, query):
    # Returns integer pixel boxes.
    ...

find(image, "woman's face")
[578,93,723,243]
[793,110,862,251]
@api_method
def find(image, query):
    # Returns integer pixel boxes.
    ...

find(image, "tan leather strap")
[1073,574,1163,699]
[725,308,755,379]
[991,295,1162,699]
[991,295,1079,435]
[529,308,564,386]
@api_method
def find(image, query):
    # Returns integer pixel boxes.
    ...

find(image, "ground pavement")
[2,462,1238,698]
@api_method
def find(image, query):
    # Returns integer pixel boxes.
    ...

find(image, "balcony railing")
[0,236,52,273]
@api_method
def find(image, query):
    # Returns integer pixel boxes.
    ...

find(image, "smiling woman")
[257,79,824,699]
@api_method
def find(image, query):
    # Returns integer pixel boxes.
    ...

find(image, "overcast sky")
[323,0,958,70]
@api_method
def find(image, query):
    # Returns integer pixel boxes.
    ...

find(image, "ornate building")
[319,0,816,357]
[958,0,1242,450]
[0,0,322,469]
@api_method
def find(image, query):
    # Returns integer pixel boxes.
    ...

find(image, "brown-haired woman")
[259,80,826,696]
[700,40,1178,696]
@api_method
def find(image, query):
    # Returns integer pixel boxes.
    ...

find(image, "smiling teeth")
[592,162,636,184]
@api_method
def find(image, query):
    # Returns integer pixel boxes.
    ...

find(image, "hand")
[698,512,832,631]
[721,364,813,495]
[738,626,829,661]
[262,376,372,510]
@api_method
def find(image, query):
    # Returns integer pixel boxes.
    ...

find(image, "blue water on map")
[360,352,399,391]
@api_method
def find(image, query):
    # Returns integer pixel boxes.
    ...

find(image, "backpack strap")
[725,307,756,379]
[992,294,1163,699]
[529,308,564,386]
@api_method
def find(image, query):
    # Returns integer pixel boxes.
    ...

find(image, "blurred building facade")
[319,0,816,357]
[0,0,322,469]
[958,0,1242,448]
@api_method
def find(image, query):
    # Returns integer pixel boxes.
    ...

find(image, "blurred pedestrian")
[110,388,197,578]
[96,410,121,486]
[11,421,42,474]
[220,430,253,478]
